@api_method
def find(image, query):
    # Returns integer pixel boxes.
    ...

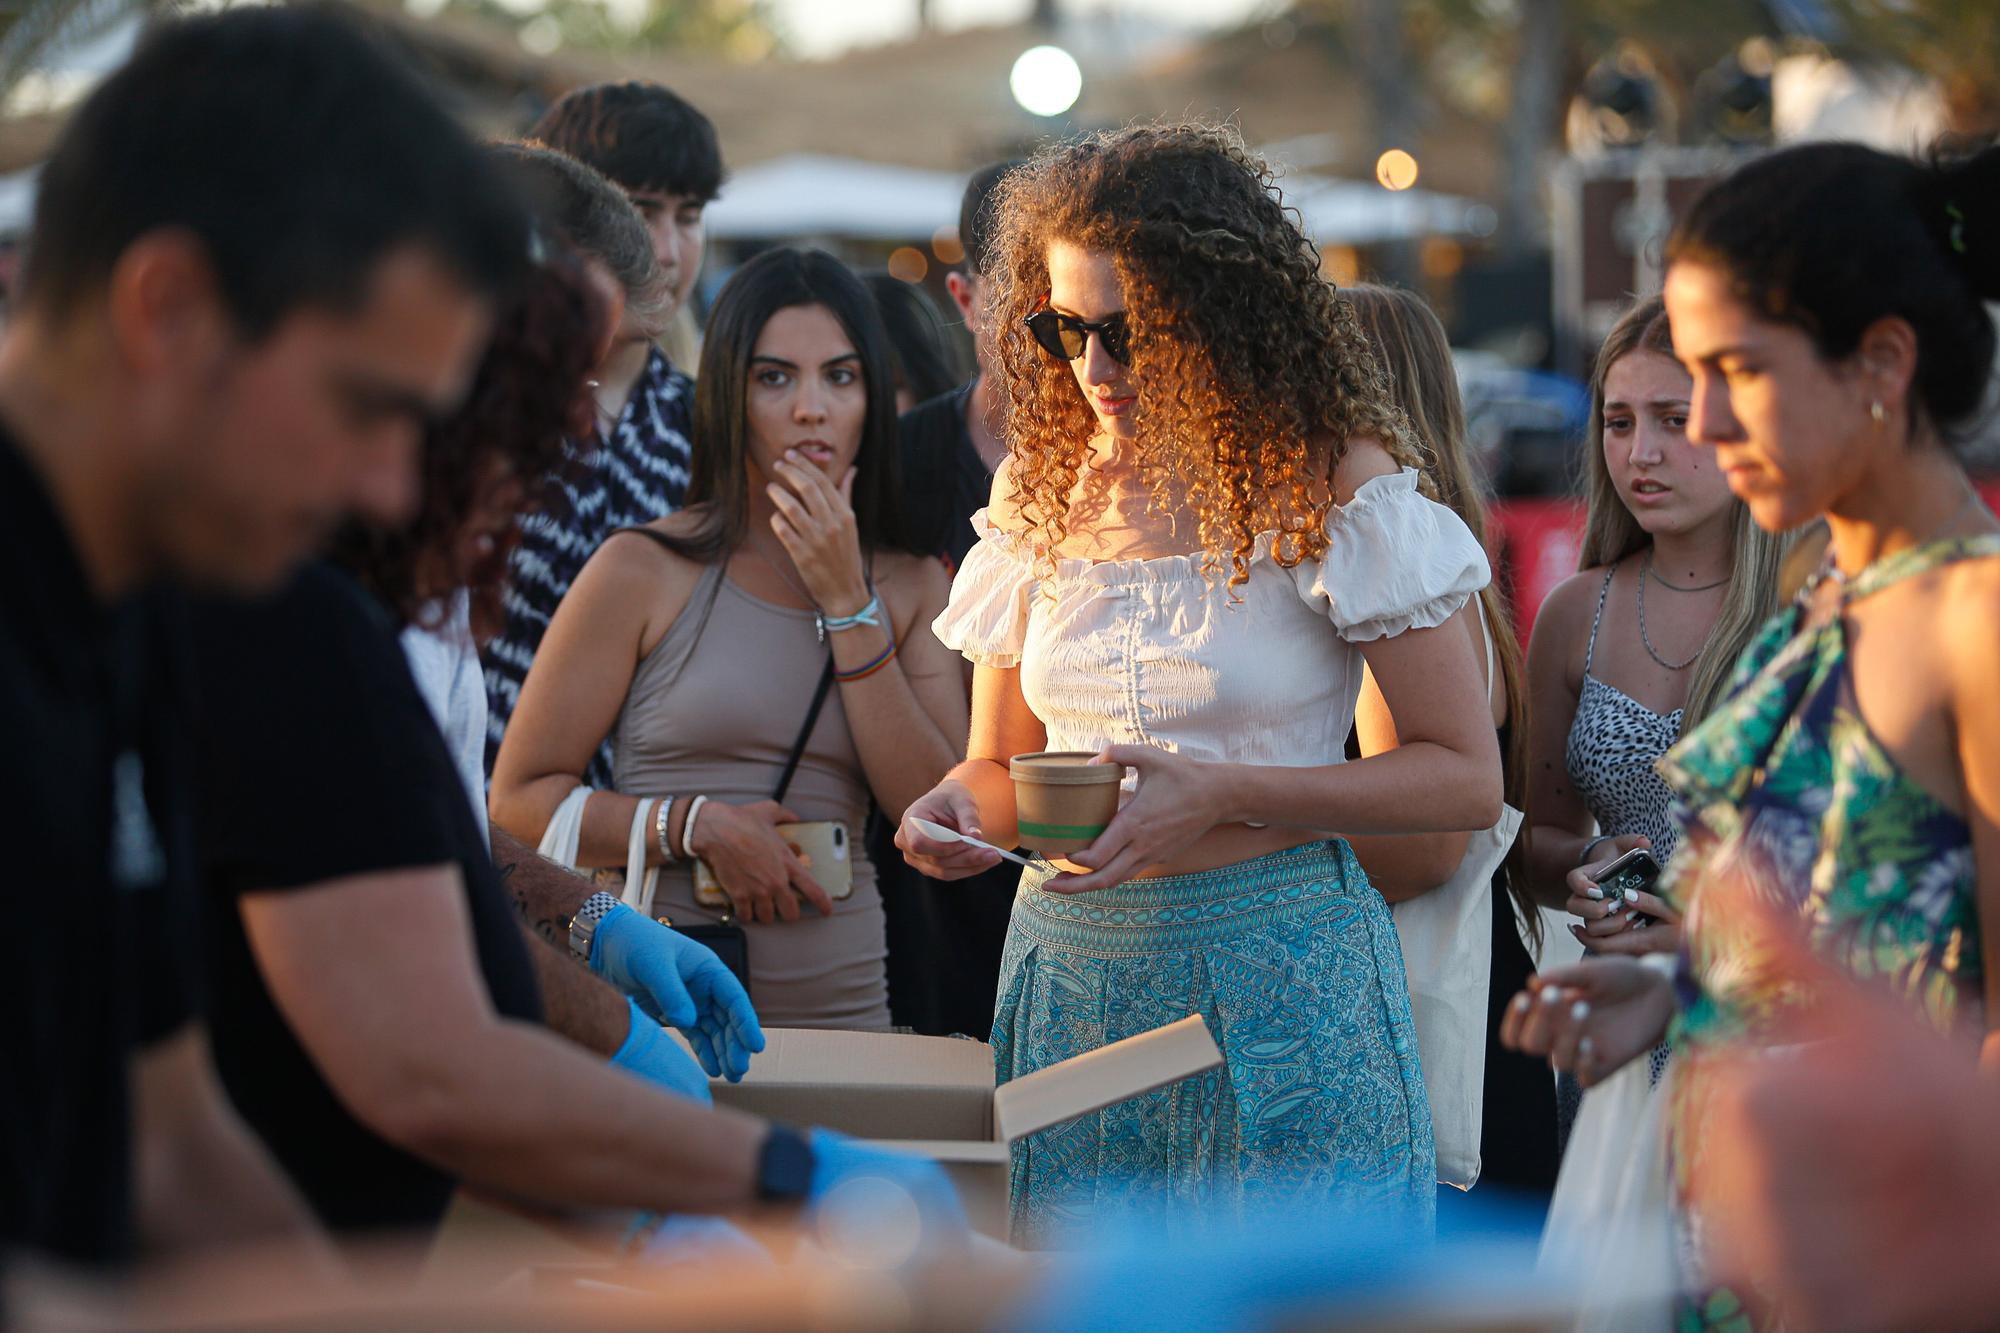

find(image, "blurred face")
[1045,240,1137,440]
[946,268,996,377]
[1665,260,1874,533]
[626,188,706,314]
[1599,348,1733,539]
[743,302,866,489]
[155,245,491,590]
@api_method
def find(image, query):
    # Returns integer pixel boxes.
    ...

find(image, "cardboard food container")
[698,1014,1223,1239]
[1008,750,1126,855]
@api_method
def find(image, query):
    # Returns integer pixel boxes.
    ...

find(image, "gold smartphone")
[693,819,854,909]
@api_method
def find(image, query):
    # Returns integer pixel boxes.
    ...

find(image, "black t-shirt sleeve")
[126,593,206,1044]
[188,565,462,898]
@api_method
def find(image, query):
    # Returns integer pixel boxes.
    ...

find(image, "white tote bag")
[536,785,660,916]
[1393,800,1521,1189]
[1389,606,1522,1189]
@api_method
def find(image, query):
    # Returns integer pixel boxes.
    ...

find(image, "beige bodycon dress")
[611,552,890,1030]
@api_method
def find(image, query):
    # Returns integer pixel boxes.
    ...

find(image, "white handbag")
[536,784,660,916]
[1390,605,1523,1189]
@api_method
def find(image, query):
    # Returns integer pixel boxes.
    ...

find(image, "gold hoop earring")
[1870,400,1886,426]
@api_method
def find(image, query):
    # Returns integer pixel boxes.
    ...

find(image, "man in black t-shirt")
[189,566,548,1234]
[0,9,531,1268]
[898,159,1018,575]
[886,161,1025,1037]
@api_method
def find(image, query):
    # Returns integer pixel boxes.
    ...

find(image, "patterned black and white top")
[1564,564,1684,864]
[483,347,693,784]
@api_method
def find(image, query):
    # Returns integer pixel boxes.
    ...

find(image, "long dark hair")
[664,247,917,560]
[330,257,602,635]
[1668,140,2000,446]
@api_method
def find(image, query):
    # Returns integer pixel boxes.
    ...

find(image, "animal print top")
[1565,565,1683,864]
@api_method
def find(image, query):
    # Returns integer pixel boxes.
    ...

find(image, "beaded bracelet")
[653,793,679,862]
[822,591,882,634]
[834,639,898,683]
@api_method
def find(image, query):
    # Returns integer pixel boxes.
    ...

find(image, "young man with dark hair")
[0,6,529,1267]
[530,81,722,316]
[883,161,1022,1036]
[484,82,725,779]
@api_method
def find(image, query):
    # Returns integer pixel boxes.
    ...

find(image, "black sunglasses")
[1024,307,1132,365]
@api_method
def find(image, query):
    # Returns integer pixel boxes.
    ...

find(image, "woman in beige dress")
[491,248,966,1029]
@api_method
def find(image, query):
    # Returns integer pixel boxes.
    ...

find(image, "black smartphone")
[665,921,752,995]
[1593,847,1661,924]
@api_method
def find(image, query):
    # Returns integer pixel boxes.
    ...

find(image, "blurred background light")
[1010,44,1082,118]
[1375,148,1419,191]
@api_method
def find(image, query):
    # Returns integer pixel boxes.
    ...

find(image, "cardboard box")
[699,1015,1223,1238]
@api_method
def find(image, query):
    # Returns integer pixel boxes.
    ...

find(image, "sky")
[768,0,1272,60]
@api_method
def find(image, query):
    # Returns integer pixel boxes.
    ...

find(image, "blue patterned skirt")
[992,839,1436,1248]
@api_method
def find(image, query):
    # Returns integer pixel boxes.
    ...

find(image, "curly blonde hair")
[985,123,1430,585]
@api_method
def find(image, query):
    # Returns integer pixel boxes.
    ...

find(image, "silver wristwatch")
[568,890,622,964]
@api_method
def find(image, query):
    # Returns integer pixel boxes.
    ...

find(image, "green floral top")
[1658,535,1999,1050]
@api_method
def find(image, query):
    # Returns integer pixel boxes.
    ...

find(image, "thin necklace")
[1638,552,1712,671]
[747,540,825,641]
[1644,558,1728,593]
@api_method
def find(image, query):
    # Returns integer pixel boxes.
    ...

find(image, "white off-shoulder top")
[932,468,1491,770]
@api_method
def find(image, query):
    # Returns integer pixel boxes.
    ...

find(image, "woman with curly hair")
[897,124,1502,1242]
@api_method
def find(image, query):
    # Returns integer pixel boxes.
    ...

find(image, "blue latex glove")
[609,997,712,1104]
[807,1129,969,1260]
[590,901,765,1082]
[627,1212,774,1271]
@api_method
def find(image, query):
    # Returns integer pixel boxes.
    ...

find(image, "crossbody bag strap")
[772,658,835,805]
[772,551,872,806]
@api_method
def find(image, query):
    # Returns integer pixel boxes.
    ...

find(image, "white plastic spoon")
[908,817,1036,867]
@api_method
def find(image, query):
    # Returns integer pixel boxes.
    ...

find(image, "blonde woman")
[1523,296,1786,960]
[1343,283,1556,1204]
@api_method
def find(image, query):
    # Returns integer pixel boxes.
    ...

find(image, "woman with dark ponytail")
[1503,140,2000,1329]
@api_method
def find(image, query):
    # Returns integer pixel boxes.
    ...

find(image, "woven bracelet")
[834,639,899,683]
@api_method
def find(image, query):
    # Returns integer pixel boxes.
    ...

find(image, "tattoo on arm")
[491,826,595,946]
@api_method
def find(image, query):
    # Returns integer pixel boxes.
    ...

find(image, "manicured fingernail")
[1512,993,1531,1013]
[1607,898,1624,914]
[1540,987,1562,1005]
[1571,1000,1591,1022]
[1584,886,1603,900]
[1578,1036,1595,1062]
[1624,887,1643,902]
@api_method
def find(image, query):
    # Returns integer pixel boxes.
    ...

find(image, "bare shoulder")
[1329,435,1399,505]
[983,454,1028,533]
[1938,550,2000,689]
[571,520,702,613]
[1525,567,1612,674]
